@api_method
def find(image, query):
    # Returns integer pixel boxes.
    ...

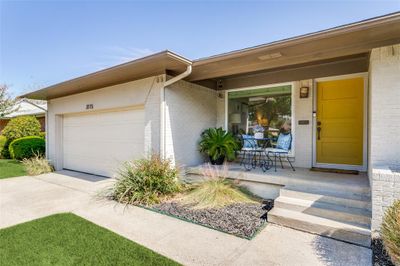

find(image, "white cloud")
[104,46,154,62]
[87,46,155,71]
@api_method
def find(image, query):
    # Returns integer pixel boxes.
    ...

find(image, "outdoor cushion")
[276,133,292,151]
[242,135,257,149]
[265,148,289,154]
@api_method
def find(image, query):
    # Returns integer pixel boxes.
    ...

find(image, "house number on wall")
[86,104,94,110]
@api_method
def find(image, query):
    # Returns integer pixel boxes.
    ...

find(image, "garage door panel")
[63,144,143,158]
[64,157,118,177]
[63,108,144,177]
[63,125,144,140]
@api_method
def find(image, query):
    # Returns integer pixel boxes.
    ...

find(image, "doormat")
[310,167,359,175]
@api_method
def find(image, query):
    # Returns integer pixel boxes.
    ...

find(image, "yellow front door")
[316,77,364,166]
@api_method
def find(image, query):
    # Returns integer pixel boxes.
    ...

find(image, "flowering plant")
[253,125,265,133]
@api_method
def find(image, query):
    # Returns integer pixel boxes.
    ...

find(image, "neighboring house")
[0,99,47,134]
[22,13,400,242]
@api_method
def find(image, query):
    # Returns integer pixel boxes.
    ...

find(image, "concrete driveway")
[0,171,372,266]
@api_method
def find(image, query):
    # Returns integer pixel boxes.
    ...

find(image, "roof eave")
[20,50,192,100]
[193,12,400,66]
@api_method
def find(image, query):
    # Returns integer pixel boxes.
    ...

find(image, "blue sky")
[1,1,399,96]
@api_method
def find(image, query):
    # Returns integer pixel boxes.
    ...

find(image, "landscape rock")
[152,201,268,238]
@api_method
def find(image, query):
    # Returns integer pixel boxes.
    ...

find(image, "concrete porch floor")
[187,163,371,197]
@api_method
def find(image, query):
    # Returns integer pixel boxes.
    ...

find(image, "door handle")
[317,127,322,140]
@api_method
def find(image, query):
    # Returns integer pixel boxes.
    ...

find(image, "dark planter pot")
[210,155,225,165]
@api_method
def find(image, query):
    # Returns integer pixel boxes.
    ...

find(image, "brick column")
[369,44,400,233]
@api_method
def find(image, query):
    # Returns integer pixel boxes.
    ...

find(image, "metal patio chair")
[264,133,295,172]
[240,135,271,171]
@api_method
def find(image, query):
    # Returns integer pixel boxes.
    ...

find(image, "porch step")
[280,187,372,210]
[286,179,371,196]
[268,208,371,247]
[274,196,371,227]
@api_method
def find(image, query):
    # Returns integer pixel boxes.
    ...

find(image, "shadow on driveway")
[56,170,109,182]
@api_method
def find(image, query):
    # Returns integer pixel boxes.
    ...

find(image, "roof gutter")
[160,64,192,161]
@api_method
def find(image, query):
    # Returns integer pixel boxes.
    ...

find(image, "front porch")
[186,164,372,247]
[187,163,370,198]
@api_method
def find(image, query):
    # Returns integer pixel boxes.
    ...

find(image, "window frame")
[225,82,295,157]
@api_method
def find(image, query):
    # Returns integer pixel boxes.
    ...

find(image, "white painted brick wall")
[369,44,400,232]
[293,80,313,168]
[144,75,164,156]
[216,92,225,128]
[369,44,400,167]
[165,80,217,167]
[370,167,400,233]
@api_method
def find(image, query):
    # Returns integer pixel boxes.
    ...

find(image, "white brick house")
[22,13,400,244]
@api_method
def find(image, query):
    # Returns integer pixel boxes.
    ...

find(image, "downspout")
[164,65,192,87]
[160,64,192,159]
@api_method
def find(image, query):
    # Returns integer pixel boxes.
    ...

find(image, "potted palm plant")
[199,127,239,165]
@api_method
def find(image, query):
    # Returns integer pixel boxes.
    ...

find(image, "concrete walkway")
[0,171,372,266]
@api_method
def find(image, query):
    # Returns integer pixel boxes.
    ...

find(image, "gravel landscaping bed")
[152,200,273,239]
[372,238,395,266]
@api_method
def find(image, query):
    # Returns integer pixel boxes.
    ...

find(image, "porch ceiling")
[218,53,370,90]
[188,13,400,82]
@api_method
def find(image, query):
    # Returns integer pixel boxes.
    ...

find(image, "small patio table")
[240,136,273,172]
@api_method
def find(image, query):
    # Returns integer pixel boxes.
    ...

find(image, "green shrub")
[0,135,6,153]
[2,116,41,140]
[1,116,41,158]
[111,154,181,205]
[382,199,400,265]
[39,132,46,139]
[1,138,12,159]
[9,136,45,160]
[22,154,53,176]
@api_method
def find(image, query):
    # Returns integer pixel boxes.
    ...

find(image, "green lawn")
[0,159,27,179]
[0,213,180,266]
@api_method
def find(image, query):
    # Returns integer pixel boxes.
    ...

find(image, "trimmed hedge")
[9,136,45,160]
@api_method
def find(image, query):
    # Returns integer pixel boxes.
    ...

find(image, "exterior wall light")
[300,86,309,98]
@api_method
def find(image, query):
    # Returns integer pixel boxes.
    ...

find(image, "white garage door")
[63,108,144,177]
